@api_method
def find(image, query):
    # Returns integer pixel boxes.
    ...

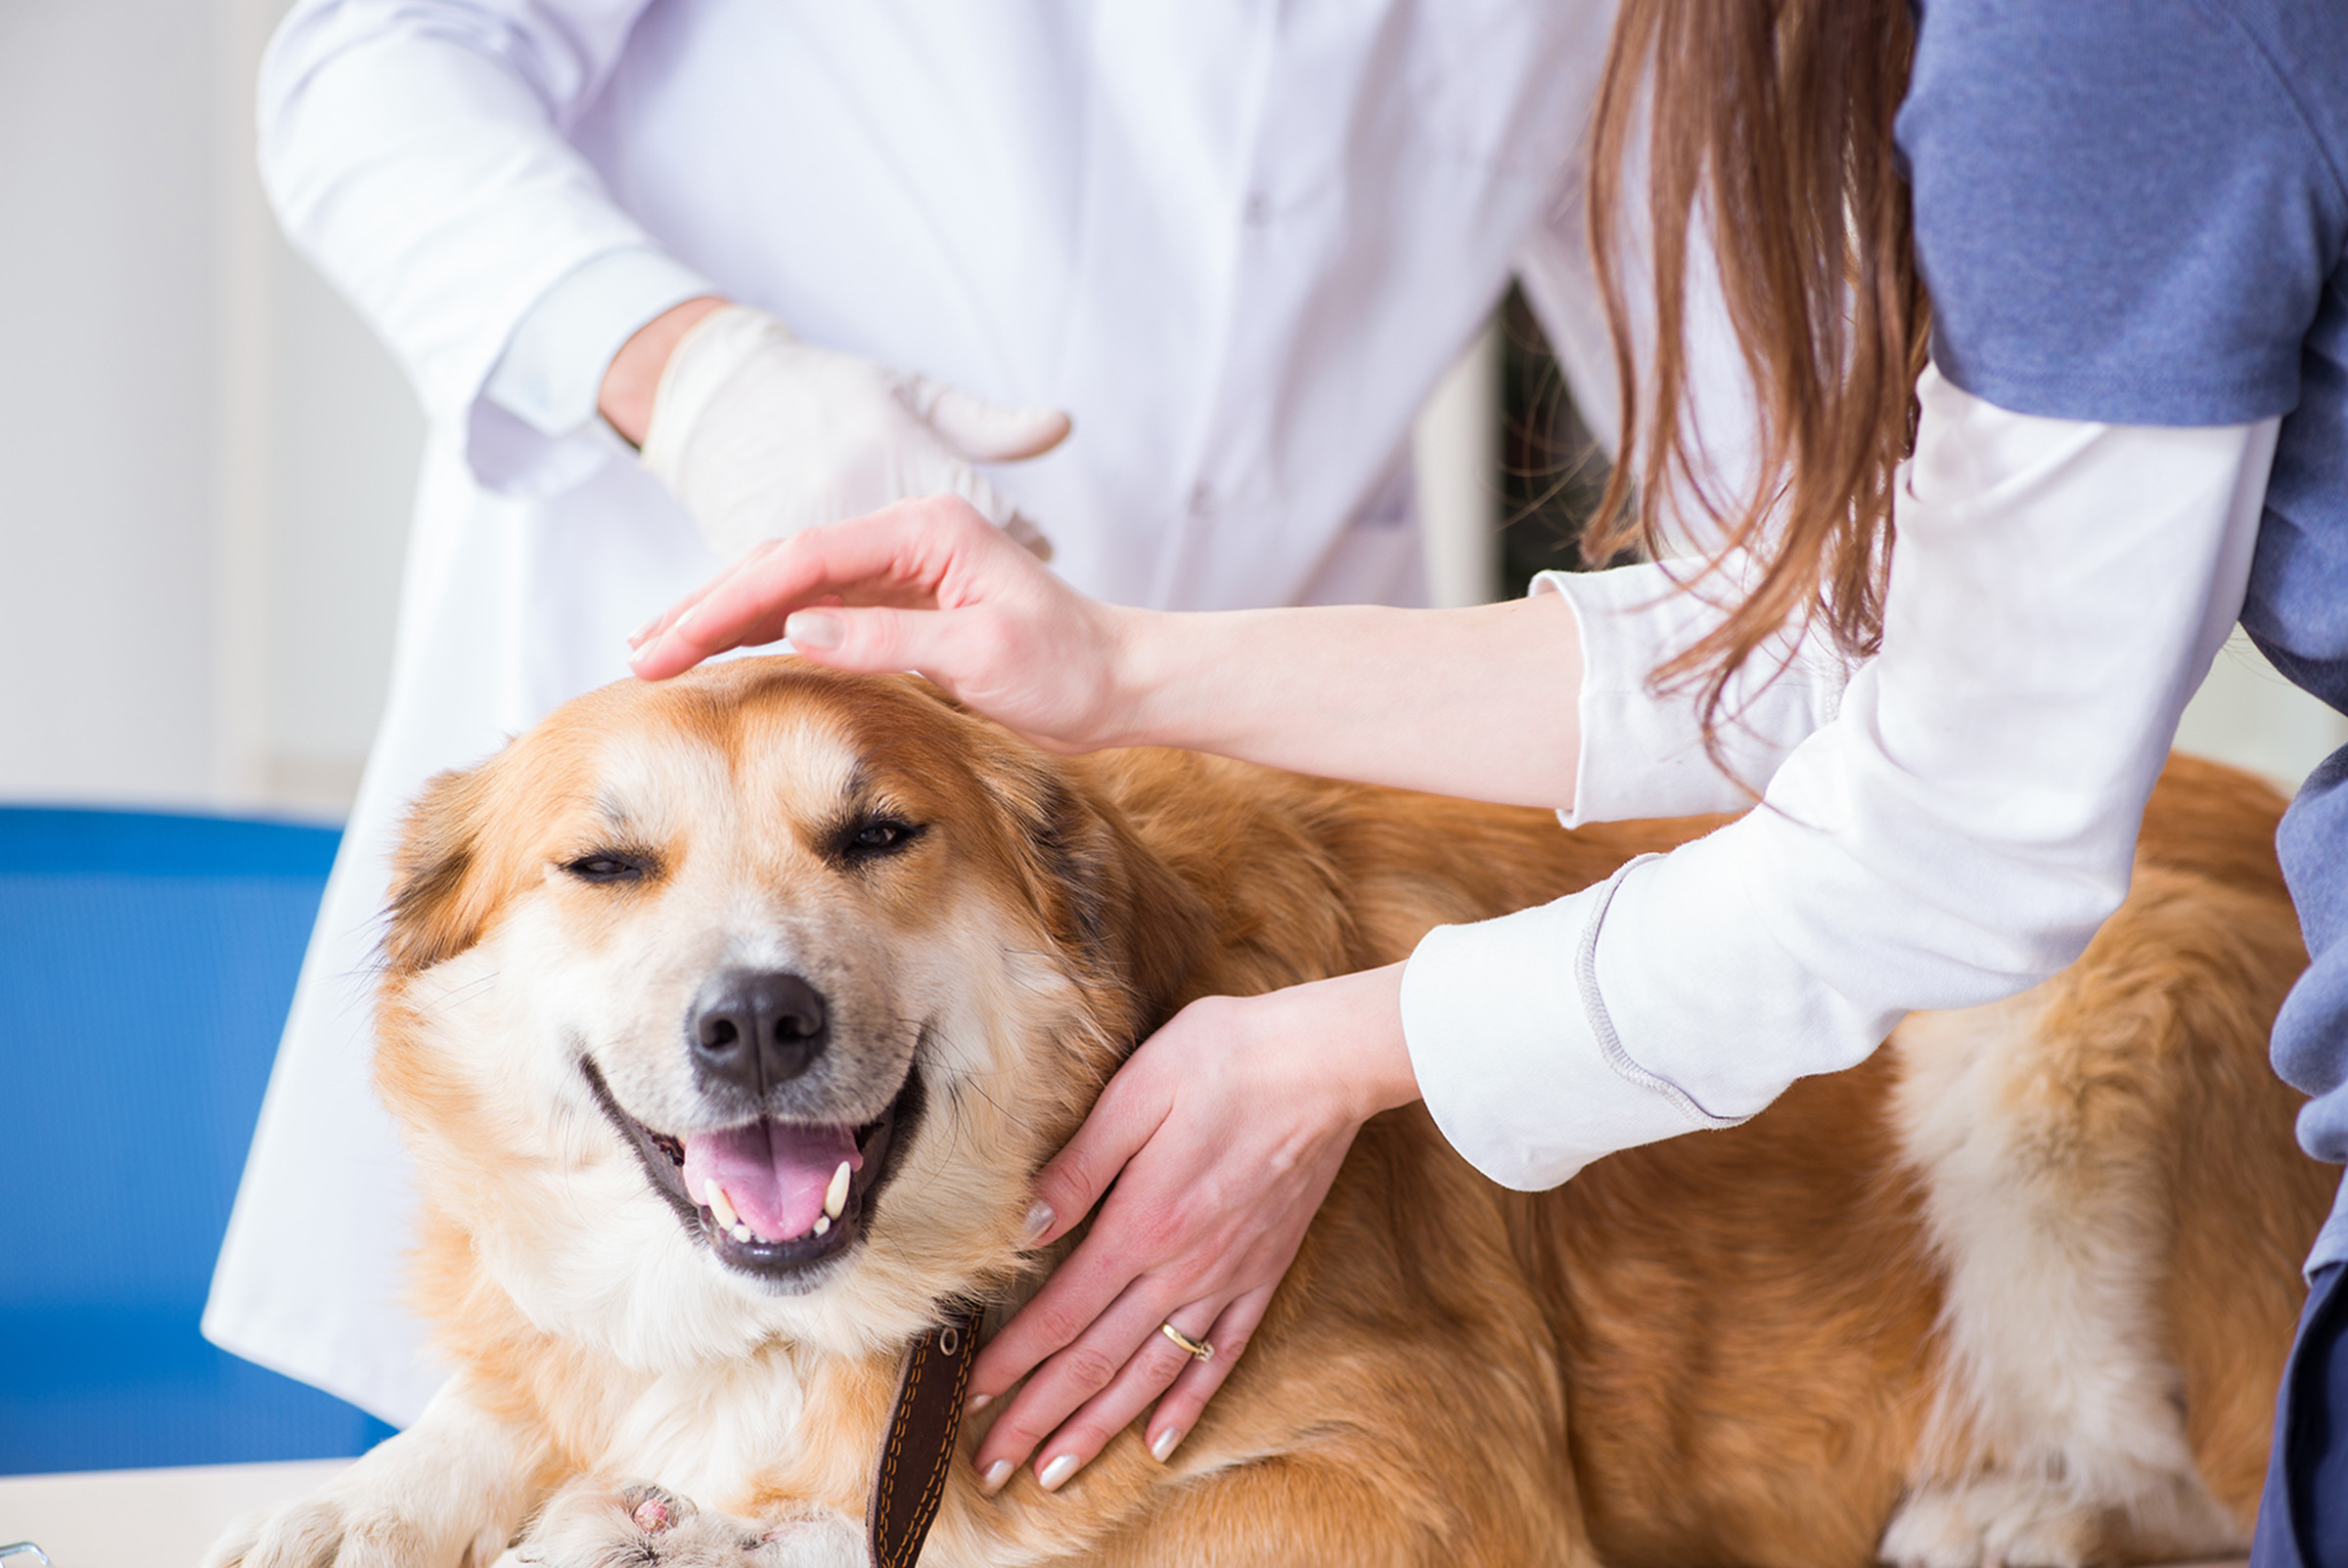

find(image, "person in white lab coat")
[203,0,1670,1427]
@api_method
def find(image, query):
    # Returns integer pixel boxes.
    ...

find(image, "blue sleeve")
[1896,0,2347,426]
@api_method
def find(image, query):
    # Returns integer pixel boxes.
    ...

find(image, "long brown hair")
[1586,0,1928,746]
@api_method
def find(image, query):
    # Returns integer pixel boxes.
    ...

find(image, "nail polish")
[979,1459,1013,1495]
[967,1393,992,1414]
[1150,1426,1183,1463]
[1020,1200,1056,1247]
[1038,1454,1079,1492]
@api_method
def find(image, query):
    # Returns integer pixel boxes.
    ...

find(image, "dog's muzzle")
[581,1040,926,1292]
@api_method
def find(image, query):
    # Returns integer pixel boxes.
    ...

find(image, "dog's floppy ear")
[383,764,499,975]
[1011,762,1216,1035]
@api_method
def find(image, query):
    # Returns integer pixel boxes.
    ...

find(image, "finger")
[1020,1058,1174,1253]
[911,379,1072,463]
[969,1277,1200,1492]
[1025,1301,1223,1491]
[628,539,781,652]
[630,498,991,679]
[1144,1286,1270,1464]
[775,603,984,680]
[966,1089,1175,1408]
[968,1197,1177,1407]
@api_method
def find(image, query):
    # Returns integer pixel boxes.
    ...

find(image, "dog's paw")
[198,1493,497,1568]
[499,1482,864,1568]
[1879,1470,2245,1568]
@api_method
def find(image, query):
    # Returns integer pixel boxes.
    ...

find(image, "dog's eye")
[563,852,648,884]
[844,819,922,856]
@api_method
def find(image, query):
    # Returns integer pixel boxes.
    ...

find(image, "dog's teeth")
[813,1215,830,1237]
[825,1160,851,1220]
[730,1223,752,1243]
[704,1180,741,1231]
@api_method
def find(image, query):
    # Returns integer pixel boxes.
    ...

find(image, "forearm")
[1105,593,1585,809]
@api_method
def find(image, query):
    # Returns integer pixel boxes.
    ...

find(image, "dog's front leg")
[498,1481,865,1568]
[203,1383,546,1568]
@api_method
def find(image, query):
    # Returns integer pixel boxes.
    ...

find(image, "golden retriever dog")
[207,656,2332,1568]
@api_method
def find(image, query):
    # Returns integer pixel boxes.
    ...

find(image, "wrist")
[600,294,728,446]
[1257,964,1418,1127]
[1098,605,1229,752]
[1091,604,1186,750]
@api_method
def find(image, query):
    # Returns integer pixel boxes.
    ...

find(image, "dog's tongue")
[680,1120,860,1243]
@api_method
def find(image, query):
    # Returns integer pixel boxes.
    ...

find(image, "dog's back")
[1082,744,2327,1566]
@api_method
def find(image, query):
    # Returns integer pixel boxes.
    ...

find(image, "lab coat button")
[1189,482,1218,519]
[1243,192,1271,225]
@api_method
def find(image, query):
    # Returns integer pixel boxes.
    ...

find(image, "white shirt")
[205,0,1639,1424]
[1403,368,2280,1189]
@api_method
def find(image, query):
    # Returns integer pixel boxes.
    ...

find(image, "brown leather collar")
[867,1302,986,1568]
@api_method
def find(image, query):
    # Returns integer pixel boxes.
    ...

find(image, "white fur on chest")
[598,1348,822,1509]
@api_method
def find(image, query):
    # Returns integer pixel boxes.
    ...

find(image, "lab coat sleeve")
[259,0,710,494]
[1405,369,2280,1190]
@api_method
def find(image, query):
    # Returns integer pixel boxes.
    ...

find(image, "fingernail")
[966,1392,992,1414]
[1020,1200,1055,1247]
[1037,1454,1080,1492]
[979,1458,1013,1495]
[629,637,659,664]
[628,615,657,645]
[785,610,841,650]
[1150,1426,1184,1463]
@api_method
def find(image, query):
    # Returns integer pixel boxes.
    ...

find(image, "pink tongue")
[680,1120,861,1243]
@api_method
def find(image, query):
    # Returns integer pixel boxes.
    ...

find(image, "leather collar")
[867,1302,986,1568]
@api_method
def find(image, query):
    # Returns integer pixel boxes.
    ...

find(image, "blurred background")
[1,0,2341,1540]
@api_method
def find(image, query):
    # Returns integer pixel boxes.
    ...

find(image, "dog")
[205,656,2333,1568]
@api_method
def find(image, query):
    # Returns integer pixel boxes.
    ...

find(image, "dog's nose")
[687,968,828,1094]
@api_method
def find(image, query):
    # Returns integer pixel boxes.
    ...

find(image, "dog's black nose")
[688,968,828,1094]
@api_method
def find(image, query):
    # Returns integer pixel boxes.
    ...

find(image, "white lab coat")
[204,0,1633,1423]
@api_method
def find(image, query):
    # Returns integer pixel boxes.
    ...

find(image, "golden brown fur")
[206,662,2330,1568]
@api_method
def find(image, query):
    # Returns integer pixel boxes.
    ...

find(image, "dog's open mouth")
[582,1059,923,1284]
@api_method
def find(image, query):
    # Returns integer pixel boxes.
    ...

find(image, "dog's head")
[375,658,1211,1365]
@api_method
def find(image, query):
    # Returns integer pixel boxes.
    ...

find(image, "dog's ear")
[383,764,499,974]
[1012,764,1216,1036]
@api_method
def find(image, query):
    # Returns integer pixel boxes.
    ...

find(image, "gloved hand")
[639,304,1070,560]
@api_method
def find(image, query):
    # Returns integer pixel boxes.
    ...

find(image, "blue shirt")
[1897,0,2348,1267]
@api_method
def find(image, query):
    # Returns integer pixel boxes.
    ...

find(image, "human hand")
[626,303,1070,560]
[629,496,1149,753]
[965,963,1419,1493]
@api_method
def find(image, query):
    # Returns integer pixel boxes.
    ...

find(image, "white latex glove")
[639,304,1070,560]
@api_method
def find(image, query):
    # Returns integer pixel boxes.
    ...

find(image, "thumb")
[906,376,1073,463]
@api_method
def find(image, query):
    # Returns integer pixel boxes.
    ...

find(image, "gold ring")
[1159,1321,1214,1362]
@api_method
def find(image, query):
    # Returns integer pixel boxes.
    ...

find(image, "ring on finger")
[1158,1320,1214,1362]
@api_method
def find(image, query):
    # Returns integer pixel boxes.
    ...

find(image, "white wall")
[0,0,417,821]
[2,0,228,806]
